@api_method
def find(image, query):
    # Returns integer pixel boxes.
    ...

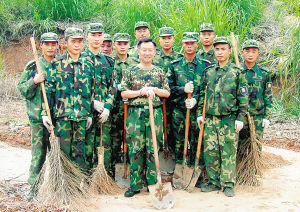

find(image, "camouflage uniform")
[45,28,94,171]
[196,37,248,189]
[167,32,210,164]
[17,33,59,187]
[121,65,170,191]
[239,40,273,150]
[110,34,139,168]
[196,23,216,63]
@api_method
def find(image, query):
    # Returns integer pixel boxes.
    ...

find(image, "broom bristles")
[89,146,123,195]
[33,135,91,210]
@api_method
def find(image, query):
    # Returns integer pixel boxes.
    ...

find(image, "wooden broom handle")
[30,37,55,135]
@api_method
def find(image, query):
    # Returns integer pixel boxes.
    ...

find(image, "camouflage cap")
[134,21,150,30]
[182,32,199,42]
[40,32,59,42]
[159,27,175,37]
[87,23,104,33]
[103,33,112,42]
[200,23,215,32]
[64,27,84,39]
[213,36,231,47]
[113,33,130,42]
[242,39,259,49]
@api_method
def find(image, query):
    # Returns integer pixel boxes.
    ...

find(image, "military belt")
[129,105,161,109]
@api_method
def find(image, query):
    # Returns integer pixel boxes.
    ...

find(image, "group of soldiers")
[17,20,272,200]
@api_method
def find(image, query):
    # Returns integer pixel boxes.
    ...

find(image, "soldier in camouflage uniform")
[196,37,248,197]
[110,33,138,167]
[121,38,170,197]
[167,32,210,164]
[239,39,272,150]
[83,23,117,174]
[18,33,59,199]
[196,23,216,63]
[42,28,94,172]
[100,33,113,56]
[152,27,182,152]
[128,21,150,59]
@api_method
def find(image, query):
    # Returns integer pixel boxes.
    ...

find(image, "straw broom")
[30,37,91,210]
[236,112,263,186]
[89,100,123,195]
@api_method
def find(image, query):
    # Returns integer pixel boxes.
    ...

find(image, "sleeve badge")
[240,86,248,95]
[113,69,117,79]
[266,82,272,90]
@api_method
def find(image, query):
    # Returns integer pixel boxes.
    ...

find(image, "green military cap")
[113,33,130,42]
[40,32,59,42]
[242,39,259,49]
[103,33,112,42]
[200,23,215,32]
[213,36,231,47]
[87,23,104,33]
[159,27,175,37]
[182,32,199,42]
[64,27,84,39]
[134,21,150,30]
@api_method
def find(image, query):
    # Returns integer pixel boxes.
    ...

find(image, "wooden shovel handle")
[196,88,207,159]
[124,103,128,153]
[30,37,55,136]
[148,97,160,173]
[183,93,192,162]
[162,99,168,149]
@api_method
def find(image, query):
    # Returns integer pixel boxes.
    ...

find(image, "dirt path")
[1,142,299,211]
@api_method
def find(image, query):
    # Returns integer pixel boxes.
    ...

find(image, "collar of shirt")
[243,63,259,72]
[182,55,197,66]
[114,54,130,65]
[198,47,214,55]
[63,51,84,65]
[157,49,176,58]
[216,61,233,72]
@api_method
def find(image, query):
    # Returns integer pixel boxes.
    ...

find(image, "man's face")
[159,36,175,50]
[65,37,83,56]
[199,31,216,47]
[137,42,156,64]
[100,41,113,55]
[40,41,58,57]
[182,42,199,54]
[134,27,150,41]
[242,47,260,63]
[214,43,232,62]
[114,41,130,55]
[86,32,104,49]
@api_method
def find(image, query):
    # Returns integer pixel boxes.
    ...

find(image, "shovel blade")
[172,164,194,189]
[185,167,201,192]
[148,182,175,210]
[159,151,175,175]
[115,163,130,188]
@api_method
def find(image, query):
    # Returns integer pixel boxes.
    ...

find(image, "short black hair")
[137,38,157,49]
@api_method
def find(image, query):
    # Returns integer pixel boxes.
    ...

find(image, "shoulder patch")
[266,82,272,90]
[240,86,248,95]
[112,69,117,79]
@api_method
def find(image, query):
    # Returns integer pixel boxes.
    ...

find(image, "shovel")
[115,102,130,187]
[159,99,175,181]
[172,93,194,189]
[186,88,207,192]
[148,97,175,210]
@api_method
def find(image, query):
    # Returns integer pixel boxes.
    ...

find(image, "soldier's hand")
[184,81,194,93]
[185,97,197,109]
[99,108,110,123]
[197,116,205,128]
[235,120,244,133]
[146,89,155,99]
[262,119,270,128]
[33,72,45,84]
[117,84,122,91]
[140,87,153,96]
[42,116,52,132]
[86,117,93,130]
[94,100,104,113]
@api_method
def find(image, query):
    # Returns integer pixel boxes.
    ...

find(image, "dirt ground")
[0,98,300,211]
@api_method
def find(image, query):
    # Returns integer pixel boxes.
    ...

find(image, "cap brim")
[70,36,84,38]
[182,39,198,42]
[42,39,59,42]
[200,29,214,32]
[89,30,104,33]
[114,39,130,42]
[135,26,149,30]
[243,45,259,49]
[159,33,174,37]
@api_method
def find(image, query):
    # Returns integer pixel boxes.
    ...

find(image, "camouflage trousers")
[203,114,237,189]
[28,120,50,186]
[86,116,112,173]
[238,115,264,151]
[126,106,163,191]
[164,99,175,152]
[171,107,199,165]
[55,119,89,171]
